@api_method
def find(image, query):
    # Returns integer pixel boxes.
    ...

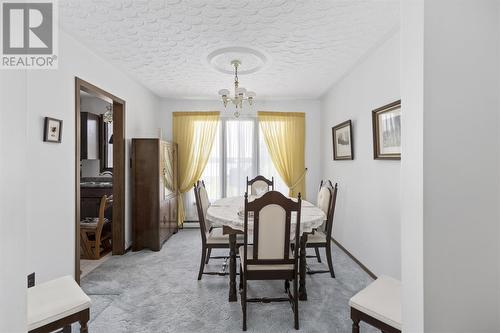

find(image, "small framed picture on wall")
[372,100,401,160]
[332,120,353,160]
[43,117,63,143]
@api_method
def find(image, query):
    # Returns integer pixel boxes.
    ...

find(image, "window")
[184,116,287,221]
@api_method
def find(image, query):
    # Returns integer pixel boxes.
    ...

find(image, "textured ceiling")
[60,0,399,99]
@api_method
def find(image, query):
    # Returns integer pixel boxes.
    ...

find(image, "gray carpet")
[76,229,377,332]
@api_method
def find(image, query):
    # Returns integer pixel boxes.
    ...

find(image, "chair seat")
[349,275,402,330]
[307,230,327,244]
[239,246,294,271]
[206,227,244,244]
[80,217,110,230]
[27,276,91,331]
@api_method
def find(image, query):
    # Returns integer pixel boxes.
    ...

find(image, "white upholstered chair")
[305,180,338,278]
[349,276,402,333]
[246,175,274,196]
[194,180,243,280]
[28,275,91,333]
[239,191,302,331]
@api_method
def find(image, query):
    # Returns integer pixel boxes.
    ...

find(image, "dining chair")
[240,190,302,331]
[306,180,338,278]
[246,175,274,195]
[80,194,113,260]
[193,180,243,280]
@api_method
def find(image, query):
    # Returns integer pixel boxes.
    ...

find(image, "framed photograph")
[43,117,63,143]
[332,120,353,160]
[372,100,401,160]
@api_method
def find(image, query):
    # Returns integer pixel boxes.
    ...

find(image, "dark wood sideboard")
[132,139,178,251]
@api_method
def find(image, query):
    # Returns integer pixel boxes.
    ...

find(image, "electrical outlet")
[27,272,35,288]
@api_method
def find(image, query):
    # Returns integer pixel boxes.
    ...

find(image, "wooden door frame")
[75,77,126,284]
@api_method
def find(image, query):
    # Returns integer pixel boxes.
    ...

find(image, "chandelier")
[218,60,256,118]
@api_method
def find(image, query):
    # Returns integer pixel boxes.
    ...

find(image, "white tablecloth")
[207,196,325,234]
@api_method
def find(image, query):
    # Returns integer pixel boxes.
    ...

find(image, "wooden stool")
[28,276,91,333]
[349,275,401,333]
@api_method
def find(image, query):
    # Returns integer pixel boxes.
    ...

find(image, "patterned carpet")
[76,229,377,332]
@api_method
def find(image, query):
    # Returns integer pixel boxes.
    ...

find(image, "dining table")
[207,195,326,302]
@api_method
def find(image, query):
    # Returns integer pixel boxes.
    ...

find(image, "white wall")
[0,72,28,332]
[157,99,321,201]
[400,0,424,330]
[422,0,500,331]
[320,32,401,278]
[24,31,160,287]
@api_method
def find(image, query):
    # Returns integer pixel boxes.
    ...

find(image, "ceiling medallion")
[218,60,256,118]
[207,46,267,75]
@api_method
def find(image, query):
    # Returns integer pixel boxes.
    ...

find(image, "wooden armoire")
[132,139,178,251]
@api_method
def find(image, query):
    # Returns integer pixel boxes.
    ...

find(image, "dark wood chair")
[80,194,113,260]
[306,180,338,278]
[240,191,302,331]
[246,175,274,195]
[194,180,243,280]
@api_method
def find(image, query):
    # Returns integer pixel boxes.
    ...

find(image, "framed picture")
[332,120,353,160]
[43,117,63,143]
[372,100,401,160]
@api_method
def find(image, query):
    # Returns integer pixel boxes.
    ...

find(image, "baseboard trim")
[331,238,377,280]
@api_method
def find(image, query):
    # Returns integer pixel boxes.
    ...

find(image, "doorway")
[75,78,126,284]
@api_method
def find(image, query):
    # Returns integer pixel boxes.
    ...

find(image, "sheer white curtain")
[185,116,288,222]
[225,119,256,197]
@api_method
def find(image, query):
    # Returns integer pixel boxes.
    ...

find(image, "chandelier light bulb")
[218,89,230,96]
[236,87,246,96]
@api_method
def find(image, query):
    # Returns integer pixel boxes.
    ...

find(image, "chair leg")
[325,243,335,278]
[284,279,290,293]
[80,318,89,333]
[62,325,71,333]
[314,247,322,263]
[293,274,299,330]
[198,247,207,280]
[205,248,212,264]
[352,319,360,333]
[242,271,247,331]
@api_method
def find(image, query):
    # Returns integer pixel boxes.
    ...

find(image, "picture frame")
[372,100,401,160]
[43,117,63,143]
[332,120,353,160]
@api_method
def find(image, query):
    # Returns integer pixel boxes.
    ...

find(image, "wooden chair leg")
[242,279,247,331]
[293,275,299,330]
[284,279,290,293]
[62,325,71,333]
[205,248,212,264]
[352,320,360,333]
[80,308,89,333]
[80,320,88,333]
[325,243,335,278]
[197,246,207,280]
[314,247,322,263]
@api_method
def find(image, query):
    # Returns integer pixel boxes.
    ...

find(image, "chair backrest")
[247,175,274,195]
[96,195,113,238]
[323,182,338,241]
[243,191,301,270]
[193,180,210,243]
[317,180,334,217]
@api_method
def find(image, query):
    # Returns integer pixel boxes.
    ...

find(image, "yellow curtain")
[173,111,220,226]
[258,111,307,199]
